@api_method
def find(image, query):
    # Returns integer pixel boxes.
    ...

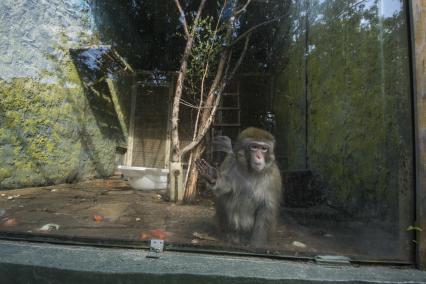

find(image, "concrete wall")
[0,0,124,188]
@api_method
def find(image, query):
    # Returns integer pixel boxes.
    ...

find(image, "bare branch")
[192,63,210,137]
[229,34,251,79]
[174,0,189,37]
[180,1,239,157]
[180,99,212,109]
[216,0,228,29]
[235,0,252,15]
[181,31,251,156]
[193,0,208,29]
[228,16,285,48]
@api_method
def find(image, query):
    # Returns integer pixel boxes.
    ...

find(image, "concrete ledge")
[0,240,425,283]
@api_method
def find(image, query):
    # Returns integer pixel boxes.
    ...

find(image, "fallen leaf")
[3,218,17,227]
[139,232,151,241]
[150,229,168,240]
[139,229,171,241]
[93,215,104,222]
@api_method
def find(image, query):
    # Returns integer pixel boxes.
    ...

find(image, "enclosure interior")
[0,0,415,263]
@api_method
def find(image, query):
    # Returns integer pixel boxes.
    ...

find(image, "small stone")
[7,194,20,200]
[292,241,307,248]
[39,223,60,231]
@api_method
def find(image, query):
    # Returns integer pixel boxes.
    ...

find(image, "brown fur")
[199,127,282,246]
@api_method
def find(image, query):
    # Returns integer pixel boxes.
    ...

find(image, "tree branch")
[235,0,252,15]
[228,33,251,81]
[170,0,207,162]
[180,25,251,157]
[228,16,285,48]
[174,0,189,37]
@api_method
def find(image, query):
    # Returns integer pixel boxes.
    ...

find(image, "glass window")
[0,0,414,263]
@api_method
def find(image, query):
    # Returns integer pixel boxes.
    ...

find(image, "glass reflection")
[0,0,413,263]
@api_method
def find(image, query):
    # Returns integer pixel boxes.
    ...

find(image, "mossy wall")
[274,0,413,218]
[0,0,126,189]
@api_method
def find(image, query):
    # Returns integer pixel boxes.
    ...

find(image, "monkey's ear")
[213,136,233,154]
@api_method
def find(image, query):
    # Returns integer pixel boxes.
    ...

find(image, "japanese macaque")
[196,127,282,246]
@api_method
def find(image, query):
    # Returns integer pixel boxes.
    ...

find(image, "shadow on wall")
[69,47,133,177]
[70,47,130,142]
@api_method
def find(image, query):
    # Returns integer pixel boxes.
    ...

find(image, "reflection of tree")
[285,0,411,218]
[92,1,292,74]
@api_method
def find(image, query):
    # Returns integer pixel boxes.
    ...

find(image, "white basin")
[118,165,169,190]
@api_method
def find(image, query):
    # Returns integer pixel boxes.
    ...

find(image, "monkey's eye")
[249,144,268,152]
[260,146,268,152]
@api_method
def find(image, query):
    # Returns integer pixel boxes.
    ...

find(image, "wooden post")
[169,161,184,202]
[164,74,174,169]
[410,0,426,270]
[123,80,137,166]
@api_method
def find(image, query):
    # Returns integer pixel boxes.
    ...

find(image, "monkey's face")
[248,142,270,172]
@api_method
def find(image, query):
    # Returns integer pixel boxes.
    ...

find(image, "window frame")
[409,0,426,270]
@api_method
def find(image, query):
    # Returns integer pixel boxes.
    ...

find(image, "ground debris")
[139,229,171,240]
[39,223,60,232]
[7,195,20,200]
[193,232,217,241]
[93,215,104,222]
[2,218,18,227]
[292,241,307,248]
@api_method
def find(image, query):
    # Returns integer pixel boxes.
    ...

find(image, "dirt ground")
[0,177,412,262]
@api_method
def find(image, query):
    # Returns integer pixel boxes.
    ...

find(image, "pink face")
[249,142,269,172]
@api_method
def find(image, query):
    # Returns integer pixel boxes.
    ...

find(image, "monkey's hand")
[212,136,233,154]
[195,159,218,185]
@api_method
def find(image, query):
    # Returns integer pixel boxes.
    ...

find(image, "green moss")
[0,52,123,188]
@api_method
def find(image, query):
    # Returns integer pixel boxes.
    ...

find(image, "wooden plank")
[106,78,128,140]
[410,0,426,270]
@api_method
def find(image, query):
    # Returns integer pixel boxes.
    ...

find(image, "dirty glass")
[0,0,414,263]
